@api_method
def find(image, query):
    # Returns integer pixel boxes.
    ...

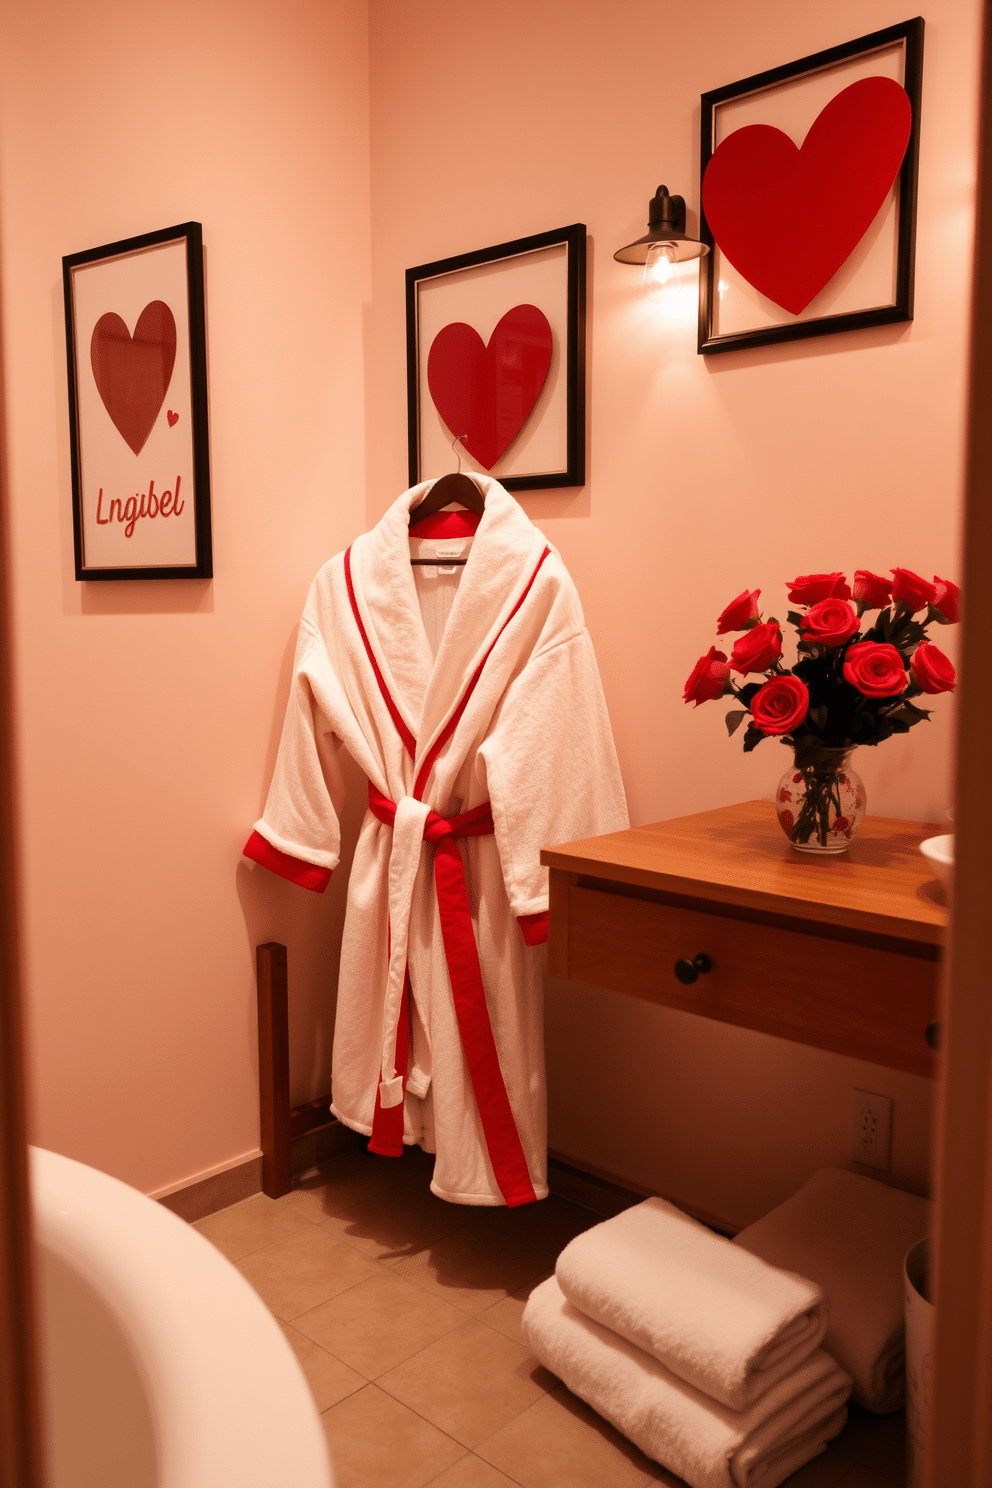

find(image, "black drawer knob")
[925,1020,942,1052]
[674,953,712,986]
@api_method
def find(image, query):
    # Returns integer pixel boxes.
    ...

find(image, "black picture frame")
[698,18,924,355]
[63,221,212,580]
[406,224,586,491]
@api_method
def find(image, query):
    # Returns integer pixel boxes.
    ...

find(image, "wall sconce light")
[614,185,709,308]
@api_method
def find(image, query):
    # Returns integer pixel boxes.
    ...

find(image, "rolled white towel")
[523,1276,850,1488]
[733,1167,930,1413]
[555,1197,827,1411]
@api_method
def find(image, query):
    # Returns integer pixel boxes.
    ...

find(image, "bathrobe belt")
[366,783,537,1208]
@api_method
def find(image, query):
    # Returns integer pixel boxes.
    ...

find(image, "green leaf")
[725,709,748,737]
[792,734,830,769]
[808,706,827,729]
[890,619,927,652]
[787,610,805,629]
[741,722,765,754]
[884,702,932,727]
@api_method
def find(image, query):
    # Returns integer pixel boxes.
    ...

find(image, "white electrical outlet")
[851,1089,893,1171]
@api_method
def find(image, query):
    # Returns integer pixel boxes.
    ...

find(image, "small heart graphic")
[90,300,177,456]
[427,304,553,470]
[167,410,179,427]
[702,76,912,316]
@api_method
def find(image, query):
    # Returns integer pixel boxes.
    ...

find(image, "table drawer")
[554,881,938,1078]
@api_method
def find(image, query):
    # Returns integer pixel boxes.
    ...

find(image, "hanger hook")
[452,433,469,475]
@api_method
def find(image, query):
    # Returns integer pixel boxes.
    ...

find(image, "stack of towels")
[733,1167,930,1414]
[522,1196,850,1488]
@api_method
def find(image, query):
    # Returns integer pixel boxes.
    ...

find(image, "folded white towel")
[555,1197,827,1411]
[523,1276,850,1488]
[733,1167,930,1413]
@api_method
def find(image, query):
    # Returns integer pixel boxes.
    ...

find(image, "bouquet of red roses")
[683,568,959,849]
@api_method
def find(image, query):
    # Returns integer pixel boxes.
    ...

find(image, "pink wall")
[0,0,979,1222]
[366,0,979,1224]
[0,0,371,1193]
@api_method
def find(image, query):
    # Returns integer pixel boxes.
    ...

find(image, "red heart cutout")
[427,304,553,470]
[90,300,177,456]
[167,410,179,427]
[702,77,912,316]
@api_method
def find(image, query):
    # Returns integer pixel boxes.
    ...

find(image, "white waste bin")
[904,1237,933,1488]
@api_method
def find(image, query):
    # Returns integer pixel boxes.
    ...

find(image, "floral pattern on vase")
[776,746,866,854]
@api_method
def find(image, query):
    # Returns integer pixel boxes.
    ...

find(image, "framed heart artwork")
[63,221,212,580]
[698,18,924,355]
[406,224,586,491]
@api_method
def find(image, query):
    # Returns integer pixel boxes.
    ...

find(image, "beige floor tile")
[828,1404,906,1481]
[294,1269,468,1377]
[318,1180,475,1262]
[471,1196,598,1262]
[391,1223,548,1315]
[477,1271,553,1346]
[235,1224,382,1319]
[426,1454,523,1486]
[476,1384,661,1488]
[322,1383,466,1488]
[378,1317,554,1449]
[192,1191,314,1260]
[392,1143,438,1188]
[773,1445,888,1487]
[278,1149,405,1222]
[278,1322,366,1410]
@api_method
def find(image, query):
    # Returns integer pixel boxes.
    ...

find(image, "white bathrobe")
[245,477,628,1206]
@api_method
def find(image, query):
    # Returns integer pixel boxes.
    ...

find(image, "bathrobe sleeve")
[478,627,628,937]
[243,618,348,892]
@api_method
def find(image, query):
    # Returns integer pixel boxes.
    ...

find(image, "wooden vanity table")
[541,801,947,1079]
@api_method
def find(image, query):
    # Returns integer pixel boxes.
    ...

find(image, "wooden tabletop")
[541,800,948,948]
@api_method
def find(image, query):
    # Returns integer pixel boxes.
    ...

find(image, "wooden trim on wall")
[0,385,44,1483]
[157,1155,264,1223]
[928,3,992,1483]
[156,1123,357,1224]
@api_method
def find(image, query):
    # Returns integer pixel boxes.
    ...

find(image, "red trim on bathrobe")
[338,544,554,1205]
[412,547,552,801]
[517,912,549,946]
[366,787,537,1207]
[344,545,417,759]
[242,830,332,892]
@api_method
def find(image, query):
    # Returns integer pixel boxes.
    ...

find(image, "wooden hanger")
[410,436,483,564]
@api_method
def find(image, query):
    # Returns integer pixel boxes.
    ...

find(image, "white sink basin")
[920,833,954,887]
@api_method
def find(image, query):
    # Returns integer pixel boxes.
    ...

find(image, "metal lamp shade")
[614,185,710,265]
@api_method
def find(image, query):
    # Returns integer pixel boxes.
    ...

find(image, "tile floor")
[193,1146,907,1488]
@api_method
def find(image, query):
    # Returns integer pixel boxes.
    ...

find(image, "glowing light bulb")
[644,241,681,308]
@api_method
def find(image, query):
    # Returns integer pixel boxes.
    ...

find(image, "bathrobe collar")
[349,476,548,787]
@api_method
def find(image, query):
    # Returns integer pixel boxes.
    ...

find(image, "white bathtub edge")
[31,1146,334,1488]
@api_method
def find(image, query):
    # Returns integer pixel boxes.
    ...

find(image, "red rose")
[890,568,937,612]
[932,576,960,623]
[842,642,907,697]
[716,588,760,634]
[911,641,956,694]
[800,599,859,647]
[786,572,852,605]
[683,647,730,706]
[730,621,782,675]
[751,675,809,735]
[852,570,892,609]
